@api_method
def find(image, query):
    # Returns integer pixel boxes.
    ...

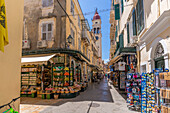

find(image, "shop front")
[109,47,137,90]
[21,49,89,99]
[139,10,170,113]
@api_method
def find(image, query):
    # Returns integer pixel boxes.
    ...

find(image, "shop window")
[42,0,53,7]
[136,0,144,35]
[42,23,53,40]
[71,0,74,16]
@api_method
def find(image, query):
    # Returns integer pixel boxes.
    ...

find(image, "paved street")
[20,78,138,113]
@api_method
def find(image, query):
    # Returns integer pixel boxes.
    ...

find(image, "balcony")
[82,30,90,46]
[81,19,90,46]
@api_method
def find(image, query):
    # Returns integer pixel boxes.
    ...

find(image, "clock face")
[96,36,99,40]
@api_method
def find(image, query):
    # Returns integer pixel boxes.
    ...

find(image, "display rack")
[52,64,64,87]
[157,71,170,113]
[43,65,52,89]
[21,66,37,97]
[141,73,155,113]
[126,73,141,111]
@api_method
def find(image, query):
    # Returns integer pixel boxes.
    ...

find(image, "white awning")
[21,54,56,63]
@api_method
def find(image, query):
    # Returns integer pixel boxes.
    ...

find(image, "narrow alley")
[20,78,138,113]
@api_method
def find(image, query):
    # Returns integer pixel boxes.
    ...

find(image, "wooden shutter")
[121,0,124,13]
[119,34,124,47]
[132,9,137,36]
[114,4,120,20]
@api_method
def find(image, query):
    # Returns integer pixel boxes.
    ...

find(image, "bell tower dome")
[92,9,102,65]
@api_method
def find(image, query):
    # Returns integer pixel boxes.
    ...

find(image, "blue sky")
[79,0,111,63]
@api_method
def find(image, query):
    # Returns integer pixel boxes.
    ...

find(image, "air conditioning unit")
[22,40,30,49]
[37,40,47,48]
[130,36,138,46]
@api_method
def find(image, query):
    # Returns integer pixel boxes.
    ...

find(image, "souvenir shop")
[21,53,88,99]
[141,69,170,113]
[109,53,138,90]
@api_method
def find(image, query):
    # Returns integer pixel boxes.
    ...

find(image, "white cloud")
[104,59,109,63]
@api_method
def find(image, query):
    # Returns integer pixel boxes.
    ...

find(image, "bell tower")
[92,9,102,65]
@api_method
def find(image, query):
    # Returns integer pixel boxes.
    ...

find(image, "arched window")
[154,43,164,58]
[96,36,99,40]
[97,28,100,34]
[94,28,96,34]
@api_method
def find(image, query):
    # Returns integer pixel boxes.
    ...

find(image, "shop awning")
[21,54,56,63]
[108,55,122,66]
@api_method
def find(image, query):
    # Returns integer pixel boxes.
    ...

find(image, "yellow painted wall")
[0,0,24,112]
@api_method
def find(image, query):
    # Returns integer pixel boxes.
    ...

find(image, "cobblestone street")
[20,78,138,113]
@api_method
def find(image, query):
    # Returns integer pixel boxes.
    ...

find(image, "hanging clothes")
[0,0,8,52]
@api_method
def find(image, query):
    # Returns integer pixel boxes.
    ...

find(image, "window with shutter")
[121,0,124,13]
[127,23,130,43]
[114,4,120,20]
[115,26,118,41]
[136,0,144,34]
[119,34,124,47]
[132,9,137,36]
[42,23,53,40]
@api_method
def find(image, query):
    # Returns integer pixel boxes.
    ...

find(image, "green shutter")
[115,4,120,20]
[121,0,124,13]
[132,9,137,36]
[127,23,130,43]
[115,25,118,41]
[119,34,124,47]
[113,0,114,6]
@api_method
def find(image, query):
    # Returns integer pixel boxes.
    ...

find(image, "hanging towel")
[0,0,8,52]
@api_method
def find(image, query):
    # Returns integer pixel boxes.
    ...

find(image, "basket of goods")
[57,88,60,93]
[54,94,59,99]
[60,89,64,93]
[64,88,69,93]
[69,87,74,93]
[52,89,56,94]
